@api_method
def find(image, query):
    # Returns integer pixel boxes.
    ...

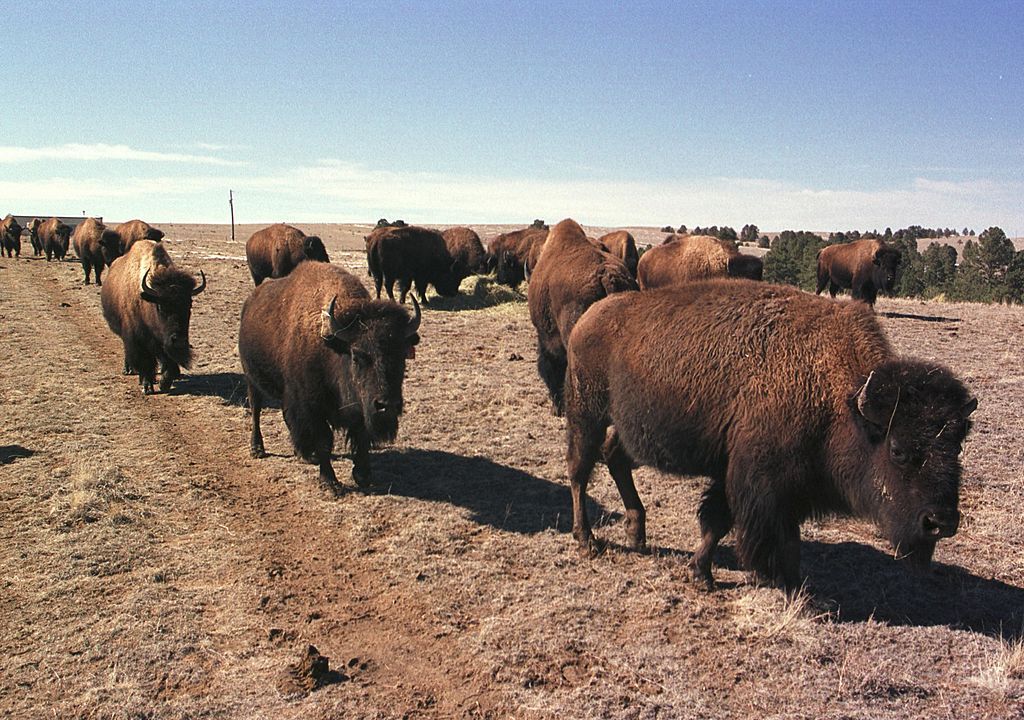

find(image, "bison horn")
[191,270,207,296]
[524,258,532,282]
[855,371,876,419]
[406,296,421,337]
[320,295,339,339]
[140,268,161,299]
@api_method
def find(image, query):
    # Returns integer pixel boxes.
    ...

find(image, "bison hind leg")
[602,428,647,553]
[247,382,267,458]
[536,343,567,416]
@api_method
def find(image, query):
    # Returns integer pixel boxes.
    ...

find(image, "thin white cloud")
[0,143,244,166]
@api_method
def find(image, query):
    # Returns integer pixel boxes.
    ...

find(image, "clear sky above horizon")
[2,0,1022,233]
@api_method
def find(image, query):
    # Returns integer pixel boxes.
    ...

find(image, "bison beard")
[564,281,976,594]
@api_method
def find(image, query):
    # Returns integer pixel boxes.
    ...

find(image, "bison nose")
[920,509,960,538]
[169,333,180,344]
[374,399,403,414]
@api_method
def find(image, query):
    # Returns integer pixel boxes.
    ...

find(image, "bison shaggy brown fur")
[816,238,901,306]
[73,217,122,285]
[1,215,22,258]
[101,240,206,394]
[442,226,489,275]
[564,280,976,592]
[115,219,165,253]
[637,234,761,288]
[487,226,547,288]
[245,223,330,285]
[597,230,639,277]
[366,225,467,304]
[239,261,421,494]
[528,218,638,416]
[38,218,71,262]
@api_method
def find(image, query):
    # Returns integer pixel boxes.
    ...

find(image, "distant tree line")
[761,225,1023,304]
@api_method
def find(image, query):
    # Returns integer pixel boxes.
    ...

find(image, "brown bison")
[101,240,206,394]
[597,230,639,277]
[816,238,901,306]
[442,226,489,275]
[245,223,330,285]
[25,218,42,256]
[487,226,547,288]
[366,225,467,304]
[115,219,165,253]
[73,217,121,285]
[38,218,71,261]
[1,215,22,258]
[564,280,976,592]
[239,261,421,494]
[637,234,762,288]
[528,218,638,415]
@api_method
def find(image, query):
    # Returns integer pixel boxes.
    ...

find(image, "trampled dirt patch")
[1,224,1022,719]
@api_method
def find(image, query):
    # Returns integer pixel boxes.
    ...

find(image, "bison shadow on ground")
[170,371,254,407]
[880,310,961,323]
[802,540,1024,638]
[361,448,604,534]
[0,445,35,465]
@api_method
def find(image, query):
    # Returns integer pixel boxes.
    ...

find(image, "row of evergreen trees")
[761,226,1024,304]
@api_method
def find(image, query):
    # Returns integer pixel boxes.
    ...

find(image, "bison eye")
[889,442,909,466]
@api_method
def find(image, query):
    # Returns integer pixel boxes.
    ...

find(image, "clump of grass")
[428,275,526,312]
[972,635,1024,698]
[731,585,829,643]
[49,463,134,529]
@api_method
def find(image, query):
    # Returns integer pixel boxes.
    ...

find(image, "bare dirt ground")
[1,223,1022,719]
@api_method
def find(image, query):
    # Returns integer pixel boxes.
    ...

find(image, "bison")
[245,223,330,285]
[115,219,165,253]
[25,218,43,256]
[73,217,121,285]
[597,230,639,277]
[487,226,547,288]
[564,280,976,592]
[637,234,762,289]
[238,261,421,494]
[816,238,901,306]
[101,240,206,394]
[38,218,71,261]
[366,225,467,304]
[528,218,637,416]
[1,215,22,258]
[442,226,489,275]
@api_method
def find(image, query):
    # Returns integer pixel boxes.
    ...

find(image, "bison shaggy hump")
[38,217,71,261]
[596,230,639,277]
[246,223,330,285]
[816,238,901,307]
[564,280,976,593]
[637,234,761,289]
[239,261,421,495]
[528,218,638,416]
[101,240,206,394]
[115,219,165,253]
[441,226,488,275]
[73,217,122,285]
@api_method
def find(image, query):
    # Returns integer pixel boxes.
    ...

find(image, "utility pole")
[229,190,235,242]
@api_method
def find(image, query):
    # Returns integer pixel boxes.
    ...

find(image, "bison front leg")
[283,403,344,497]
[94,261,104,286]
[602,428,647,553]
[347,424,373,488]
[247,383,267,458]
[159,361,180,393]
[691,476,733,590]
[730,474,803,592]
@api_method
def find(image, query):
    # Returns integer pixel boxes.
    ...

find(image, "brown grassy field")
[1,223,1022,719]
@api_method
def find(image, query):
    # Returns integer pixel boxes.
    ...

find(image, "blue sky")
[2,1,1021,232]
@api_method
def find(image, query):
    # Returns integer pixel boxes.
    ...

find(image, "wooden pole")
[229,190,235,242]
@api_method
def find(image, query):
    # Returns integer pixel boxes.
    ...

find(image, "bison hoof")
[320,476,345,497]
[351,466,372,488]
[550,404,564,418]
[689,561,716,591]
[576,536,605,559]
[141,383,155,395]
[159,378,174,393]
[250,446,267,459]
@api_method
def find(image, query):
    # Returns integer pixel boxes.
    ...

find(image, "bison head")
[496,251,525,289]
[872,247,901,293]
[54,222,71,249]
[852,360,976,571]
[303,235,330,263]
[320,295,420,443]
[100,229,122,266]
[140,267,207,368]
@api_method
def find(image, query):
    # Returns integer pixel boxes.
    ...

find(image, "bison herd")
[2,213,977,597]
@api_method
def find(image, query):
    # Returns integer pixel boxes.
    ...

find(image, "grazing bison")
[101,240,206,394]
[597,230,639,277]
[528,218,637,415]
[73,217,121,285]
[38,218,71,261]
[25,218,43,255]
[637,234,761,289]
[564,280,976,592]
[1,215,22,258]
[245,223,330,285]
[487,226,547,288]
[114,219,165,253]
[366,225,466,304]
[816,238,901,306]
[442,226,489,275]
[238,261,421,494]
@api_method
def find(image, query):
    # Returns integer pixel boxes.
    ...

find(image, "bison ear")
[961,397,978,418]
